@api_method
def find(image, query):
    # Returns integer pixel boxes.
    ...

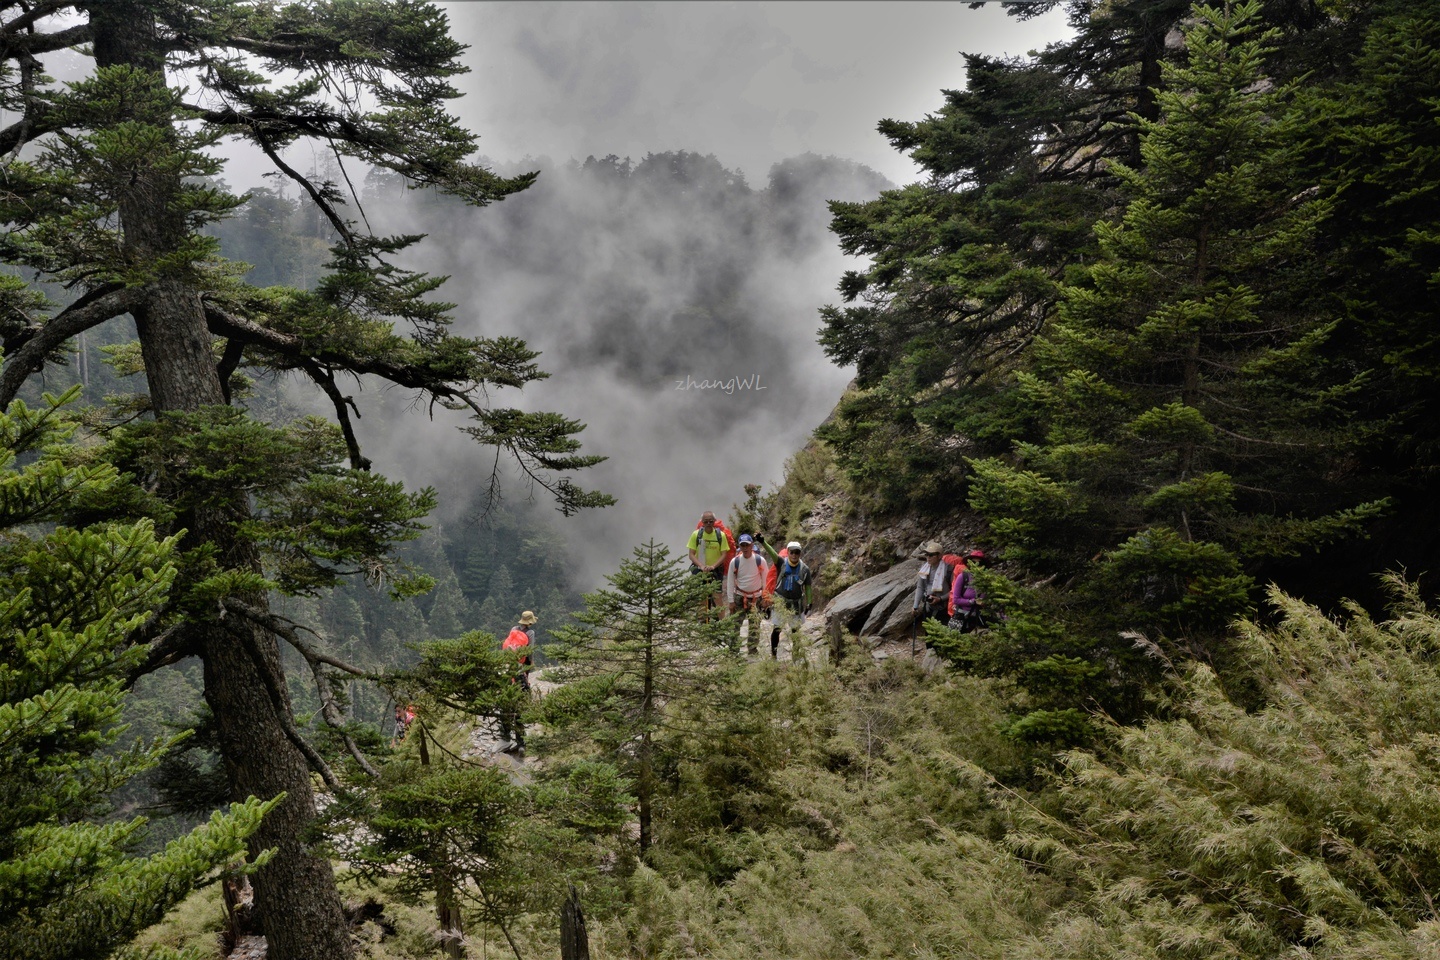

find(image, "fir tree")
[0,4,611,957]
[426,575,475,641]
[0,391,272,960]
[335,632,630,960]
[962,1,1385,739]
[541,542,734,856]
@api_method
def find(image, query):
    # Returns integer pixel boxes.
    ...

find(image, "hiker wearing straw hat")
[911,540,956,626]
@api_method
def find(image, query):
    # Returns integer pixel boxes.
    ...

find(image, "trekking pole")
[911,610,918,658]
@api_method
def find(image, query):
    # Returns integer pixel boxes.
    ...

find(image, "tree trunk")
[435,868,466,960]
[560,886,590,960]
[639,601,654,857]
[93,6,353,959]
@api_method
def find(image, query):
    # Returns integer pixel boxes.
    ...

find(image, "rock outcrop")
[826,561,917,641]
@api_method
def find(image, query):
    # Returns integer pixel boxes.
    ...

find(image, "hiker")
[392,703,416,745]
[948,549,990,633]
[688,511,732,611]
[726,534,770,655]
[767,539,813,660]
[912,540,956,625]
[498,610,536,755]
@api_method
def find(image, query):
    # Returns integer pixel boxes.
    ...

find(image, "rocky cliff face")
[761,433,987,648]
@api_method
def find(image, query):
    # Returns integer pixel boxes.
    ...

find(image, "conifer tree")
[818,0,1358,513]
[961,1,1384,739]
[335,632,630,960]
[0,4,610,957]
[0,390,272,960]
[541,542,734,856]
[1302,5,1440,574]
[426,575,475,641]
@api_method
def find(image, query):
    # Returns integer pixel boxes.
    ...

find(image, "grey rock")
[826,562,918,635]
[876,588,930,639]
[859,579,916,637]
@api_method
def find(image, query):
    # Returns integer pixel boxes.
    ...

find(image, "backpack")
[765,548,788,593]
[776,558,808,599]
[503,626,532,665]
[941,554,966,615]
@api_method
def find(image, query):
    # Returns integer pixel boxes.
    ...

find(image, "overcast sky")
[331,2,1077,574]
[17,2,1078,580]
[438,1,1071,187]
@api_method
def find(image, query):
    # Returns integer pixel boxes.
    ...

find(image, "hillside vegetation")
[5,1,1440,959]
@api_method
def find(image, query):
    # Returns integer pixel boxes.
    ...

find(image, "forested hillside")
[4,2,1440,960]
[813,0,1440,741]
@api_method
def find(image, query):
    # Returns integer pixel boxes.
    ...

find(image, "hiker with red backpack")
[764,538,813,660]
[948,550,990,633]
[498,610,536,755]
[725,534,770,655]
[688,511,733,612]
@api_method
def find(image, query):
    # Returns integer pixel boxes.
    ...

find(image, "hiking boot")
[495,739,514,753]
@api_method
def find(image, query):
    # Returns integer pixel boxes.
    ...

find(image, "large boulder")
[826,561,918,639]
[859,577,916,637]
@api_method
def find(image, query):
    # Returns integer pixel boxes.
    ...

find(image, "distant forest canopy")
[205,147,891,580]
[214,148,891,387]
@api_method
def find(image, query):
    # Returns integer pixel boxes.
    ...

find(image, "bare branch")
[221,598,369,677]
[2,20,90,55]
[223,597,380,779]
[216,336,244,405]
[224,613,345,792]
[123,623,194,690]
[0,0,73,37]
[249,129,354,245]
[0,285,137,407]
[219,35,321,59]
[301,361,370,470]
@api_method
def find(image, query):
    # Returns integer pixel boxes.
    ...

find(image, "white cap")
[787,541,802,551]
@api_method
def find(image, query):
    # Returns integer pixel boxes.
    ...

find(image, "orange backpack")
[503,626,532,665]
[765,547,789,593]
[942,555,967,616]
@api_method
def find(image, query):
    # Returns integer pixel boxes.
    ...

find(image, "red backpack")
[765,547,789,593]
[942,555,967,616]
[503,626,532,665]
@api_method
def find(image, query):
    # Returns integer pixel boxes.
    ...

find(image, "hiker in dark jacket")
[767,540,813,660]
